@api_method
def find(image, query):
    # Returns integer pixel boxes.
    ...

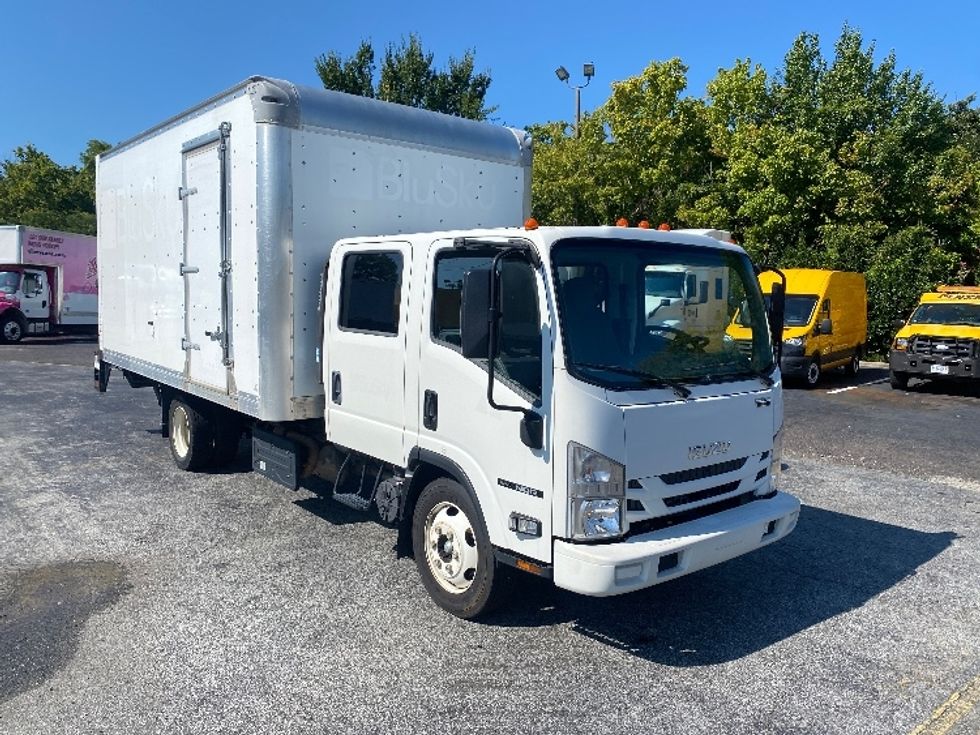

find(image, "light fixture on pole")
[554,62,595,137]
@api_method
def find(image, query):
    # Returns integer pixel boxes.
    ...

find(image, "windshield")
[751,294,817,327]
[909,302,980,327]
[552,238,773,389]
[0,271,20,294]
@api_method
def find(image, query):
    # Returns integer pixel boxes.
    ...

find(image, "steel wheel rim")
[3,321,21,340]
[424,501,479,594]
[172,406,191,458]
[851,356,860,373]
[807,362,820,384]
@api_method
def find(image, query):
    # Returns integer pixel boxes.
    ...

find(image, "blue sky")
[3,0,979,166]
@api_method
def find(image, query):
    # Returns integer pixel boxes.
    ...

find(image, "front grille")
[663,480,741,508]
[910,335,977,359]
[735,339,753,357]
[627,491,758,537]
[659,457,747,485]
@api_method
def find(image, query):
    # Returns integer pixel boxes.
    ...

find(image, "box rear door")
[181,125,232,392]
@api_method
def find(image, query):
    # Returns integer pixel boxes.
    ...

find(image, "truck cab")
[322,225,800,616]
[0,267,53,342]
[889,286,980,389]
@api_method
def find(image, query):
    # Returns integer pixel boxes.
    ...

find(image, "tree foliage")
[531,25,980,351]
[0,140,110,236]
[315,34,494,120]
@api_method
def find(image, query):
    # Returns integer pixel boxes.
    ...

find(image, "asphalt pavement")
[1,340,978,734]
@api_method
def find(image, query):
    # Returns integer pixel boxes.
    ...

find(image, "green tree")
[0,139,109,235]
[314,35,494,120]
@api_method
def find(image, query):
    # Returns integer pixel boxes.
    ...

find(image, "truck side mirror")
[520,411,543,450]
[460,268,492,359]
[820,318,833,335]
[770,282,786,362]
[891,318,906,330]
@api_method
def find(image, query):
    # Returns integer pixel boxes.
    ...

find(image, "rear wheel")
[804,358,821,388]
[412,477,505,619]
[0,314,26,343]
[844,352,860,377]
[169,399,215,471]
[889,370,910,390]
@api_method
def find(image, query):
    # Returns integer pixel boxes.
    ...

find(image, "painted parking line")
[908,672,980,735]
[826,378,890,394]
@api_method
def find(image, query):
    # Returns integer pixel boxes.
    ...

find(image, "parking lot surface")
[1,341,979,734]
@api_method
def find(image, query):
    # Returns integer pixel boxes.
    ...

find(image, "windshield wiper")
[570,362,692,399]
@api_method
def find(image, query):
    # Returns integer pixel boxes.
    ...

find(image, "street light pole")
[555,62,595,138]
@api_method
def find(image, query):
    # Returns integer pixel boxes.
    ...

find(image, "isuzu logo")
[934,344,949,351]
[688,441,732,461]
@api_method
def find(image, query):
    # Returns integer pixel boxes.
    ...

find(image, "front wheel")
[890,370,910,390]
[412,477,505,619]
[0,314,26,343]
[804,358,821,388]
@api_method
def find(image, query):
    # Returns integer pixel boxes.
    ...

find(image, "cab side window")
[338,252,403,336]
[23,272,40,294]
[432,250,542,401]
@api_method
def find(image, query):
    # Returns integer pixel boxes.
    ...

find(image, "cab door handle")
[423,390,438,430]
[331,371,342,404]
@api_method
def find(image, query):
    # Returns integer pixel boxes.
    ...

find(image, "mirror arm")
[486,247,537,417]
[758,265,788,366]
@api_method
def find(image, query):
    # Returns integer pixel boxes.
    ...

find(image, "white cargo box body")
[97,76,532,421]
[0,225,98,325]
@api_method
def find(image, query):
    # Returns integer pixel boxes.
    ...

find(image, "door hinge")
[204,327,223,342]
[180,263,199,275]
[219,259,232,276]
[181,338,200,351]
[178,186,198,200]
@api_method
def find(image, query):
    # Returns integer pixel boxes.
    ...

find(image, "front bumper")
[552,491,800,596]
[890,350,977,380]
[779,356,809,377]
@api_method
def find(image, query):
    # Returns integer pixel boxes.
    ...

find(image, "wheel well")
[398,452,480,557]
[0,307,26,324]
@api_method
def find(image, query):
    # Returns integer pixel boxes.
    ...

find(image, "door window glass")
[23,273,40,294]
[339,252,403,335]
[432,250,542,400]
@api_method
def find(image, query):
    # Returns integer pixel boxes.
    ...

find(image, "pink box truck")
[0,225,98,342]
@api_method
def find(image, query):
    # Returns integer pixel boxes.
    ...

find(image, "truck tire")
[169,399,215,471]
[804,358,821,388]
[0,313,26,343]
[844,351,860,376]
[889,370,910,390]
[412,477,506,619]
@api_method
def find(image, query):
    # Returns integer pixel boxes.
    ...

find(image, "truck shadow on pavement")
[485,504,955,665]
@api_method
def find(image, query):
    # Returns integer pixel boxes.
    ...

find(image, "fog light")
[508,513,542,537]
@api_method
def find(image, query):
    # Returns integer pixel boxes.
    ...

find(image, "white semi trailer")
[95,77,799,618]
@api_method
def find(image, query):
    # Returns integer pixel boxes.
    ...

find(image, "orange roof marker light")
[524,217,539,230]
[615,217,629,227]
[637,220,651,229]
[657,222,671,231]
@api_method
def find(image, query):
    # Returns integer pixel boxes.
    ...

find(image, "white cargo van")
[96,77,799,618]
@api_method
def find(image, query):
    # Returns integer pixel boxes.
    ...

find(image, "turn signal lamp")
[524,217,539,230]
[658,222,671,231]
[637,220,651,229]
[615,217,629,227]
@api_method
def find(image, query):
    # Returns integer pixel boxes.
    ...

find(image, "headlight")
[568,442,625,540]
[893,337,908,351]
[783,336,805,347]
[759,429,783,497]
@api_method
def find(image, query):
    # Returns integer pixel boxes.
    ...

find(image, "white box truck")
[0,225,98,342]
[95,77,800,618]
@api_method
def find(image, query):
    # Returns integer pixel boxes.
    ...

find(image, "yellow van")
[889,285,980,389]
[729,269,868,387]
